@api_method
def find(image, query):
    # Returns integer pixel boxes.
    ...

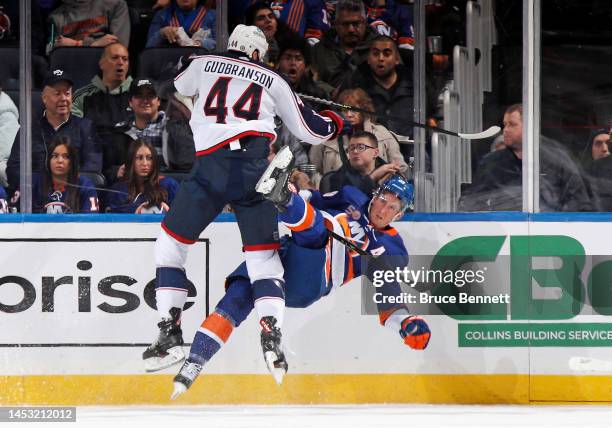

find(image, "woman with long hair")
[106,139,179,213]
[32,136,99,214]
[309,87,408,175]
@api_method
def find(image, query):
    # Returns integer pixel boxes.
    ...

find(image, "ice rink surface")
[20,404,612,428]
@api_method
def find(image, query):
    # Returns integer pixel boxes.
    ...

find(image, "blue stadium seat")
[4,89,44,117]
[49,47,105,90]
[0,48,47,90]
[136,47,209,82]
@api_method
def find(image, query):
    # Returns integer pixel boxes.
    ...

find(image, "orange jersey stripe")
[287,202,316,232]
[335,214,355,283]
[201,312,233,343]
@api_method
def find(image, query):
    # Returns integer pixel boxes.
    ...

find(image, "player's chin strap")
[299,93,501,140]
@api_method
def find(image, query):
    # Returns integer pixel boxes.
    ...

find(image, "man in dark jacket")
[458,104,593,212]
[6,69,103,193]
[341,35,413,137]
[105,79,195,185]
[320,130,402,194]
[72,43,133,145]
[310,0,378,88]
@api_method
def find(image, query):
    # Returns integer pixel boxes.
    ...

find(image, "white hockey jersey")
[174,52,337,155]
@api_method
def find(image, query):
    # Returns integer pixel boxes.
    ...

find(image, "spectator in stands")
[341,34,413,137]
[277,34,331,98]
[6,68,102,194]
[310,87,406,176]
[268,0,330,45]
[146,0,216,50]
[245,2,296,65]
[458,104,593,212]
[365,0,414,50]
[584,129,611,164]
[32,136,99,213]
[0,88,19,187]
[0,185,8,213]
[72,42,133,143]
[46,0,131,53]
[104,79,194,185]
[576,128,610,212]
[319,130,402,194]
[273,34,331,167]
[105,139,179,213]
[310,0,378,88]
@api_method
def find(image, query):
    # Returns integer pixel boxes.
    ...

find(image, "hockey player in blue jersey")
[170,163,430,399]
[143,25,350,379]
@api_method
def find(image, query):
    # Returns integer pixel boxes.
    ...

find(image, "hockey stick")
[568,356,612,372]
[328,229,370,256]
[298,93,501,140]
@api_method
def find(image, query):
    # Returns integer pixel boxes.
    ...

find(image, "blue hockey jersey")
[308,186,409,319]
[32,174,99,214]
[105,176,179,214]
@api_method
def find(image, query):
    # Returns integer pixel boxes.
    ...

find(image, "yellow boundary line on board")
[1,374,611,405]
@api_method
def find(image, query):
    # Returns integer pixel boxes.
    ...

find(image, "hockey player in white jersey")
[143,25,351,382]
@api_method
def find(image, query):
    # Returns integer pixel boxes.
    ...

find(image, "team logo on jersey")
[50,190,63,201]
[44,202,70,214]
[345,204,361,221]
[135,202,169,214]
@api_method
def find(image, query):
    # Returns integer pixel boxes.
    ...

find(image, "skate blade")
[144,347,185,372]
[170,382,188,400]
[264,351,287,385]
[255,147,293,195]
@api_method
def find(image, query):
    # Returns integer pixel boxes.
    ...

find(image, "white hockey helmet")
[227,24,268,60]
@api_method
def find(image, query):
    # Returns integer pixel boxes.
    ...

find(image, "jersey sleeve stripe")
[285,201,316,232]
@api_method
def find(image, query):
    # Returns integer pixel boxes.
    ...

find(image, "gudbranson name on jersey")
[203,60,274,90]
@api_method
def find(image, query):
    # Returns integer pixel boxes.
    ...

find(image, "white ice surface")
[20,404,612,428]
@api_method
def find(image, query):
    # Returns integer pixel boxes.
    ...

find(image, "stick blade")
[458,126,501,140]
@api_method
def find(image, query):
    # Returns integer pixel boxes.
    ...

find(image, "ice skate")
[259,316,288,384]
[256,146,295,210]
[143,307,185,372]
[170,359,204,400]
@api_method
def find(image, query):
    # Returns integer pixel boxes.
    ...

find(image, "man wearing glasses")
[320,130,403,193]
[311,0,378,88]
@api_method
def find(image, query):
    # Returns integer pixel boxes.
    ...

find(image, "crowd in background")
[3,0,604,215]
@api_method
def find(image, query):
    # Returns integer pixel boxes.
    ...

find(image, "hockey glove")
[400,316,431,350]
[320,110,352,139]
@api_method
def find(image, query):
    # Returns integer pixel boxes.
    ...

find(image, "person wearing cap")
[103,79,194,185]
[72,43,133,144]
[6,68,103,196]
